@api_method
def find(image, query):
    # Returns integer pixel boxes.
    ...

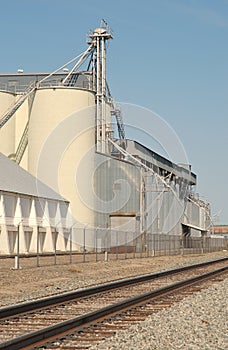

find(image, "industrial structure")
[211,225,228,237]
[0,152,71,255]
[0,21,212,254]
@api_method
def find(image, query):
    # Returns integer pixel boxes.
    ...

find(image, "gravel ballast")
[90,278,228,350]
[0,251,227,349]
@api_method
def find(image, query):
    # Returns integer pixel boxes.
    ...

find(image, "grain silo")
[0,90,15,157]
[28,87,96,226]
[0,21,211,253]
[0,24,114,230]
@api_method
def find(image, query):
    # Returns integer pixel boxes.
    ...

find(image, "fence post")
[180,236,184,255]
[168,235,170,256]
[104,228,109,262]
[14,223,21,270]
[116,230,118,260]
[152,234,155,257]
[133,231,135,259]
[123,231,126,259]
[83,225,86,263]
[201,236,204,254]
[140,232,142,258]
[70,227,72,264]
[54,227,57,265]
[145,232,149,257]
[37,226,40,267]
[95,227,98,262]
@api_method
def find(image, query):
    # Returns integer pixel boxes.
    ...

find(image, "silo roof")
[0,152,68,202]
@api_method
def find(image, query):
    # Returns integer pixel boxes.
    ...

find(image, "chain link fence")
[5,226,227,268]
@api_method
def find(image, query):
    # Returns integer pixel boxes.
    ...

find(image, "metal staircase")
[115,108,125,140]
[65,73,78,87]
[15,122,29,164]
[111,108,126,149]
[0,83,36,129]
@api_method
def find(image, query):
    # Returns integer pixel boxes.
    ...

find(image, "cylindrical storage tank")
[28,87,96,226]
[0,91,16,157]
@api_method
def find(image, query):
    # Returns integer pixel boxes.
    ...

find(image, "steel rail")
[0,257,227,320]
[0,265,227,350]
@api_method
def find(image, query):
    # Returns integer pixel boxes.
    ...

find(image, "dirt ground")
[0,251,227,307]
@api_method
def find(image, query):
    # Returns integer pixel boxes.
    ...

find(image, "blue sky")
[0,0,227,223]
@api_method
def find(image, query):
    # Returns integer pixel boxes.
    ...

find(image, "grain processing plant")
[0,22,213,256]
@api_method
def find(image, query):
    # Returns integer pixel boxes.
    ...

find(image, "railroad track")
[0,257,227,350]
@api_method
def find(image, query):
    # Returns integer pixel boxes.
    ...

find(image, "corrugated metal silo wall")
[94,153,186,235]
[94,153,141,227]
[94,152,210,236]
[145,175,183,236]
[185,200,210,233]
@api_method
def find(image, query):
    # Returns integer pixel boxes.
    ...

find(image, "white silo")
[28,87,97,226]
[27,24,114,229]
[0,23,115,239]
[0,91,16,157]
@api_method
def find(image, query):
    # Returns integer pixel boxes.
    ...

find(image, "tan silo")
[0,91,16,157]
[28,87,96,226]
